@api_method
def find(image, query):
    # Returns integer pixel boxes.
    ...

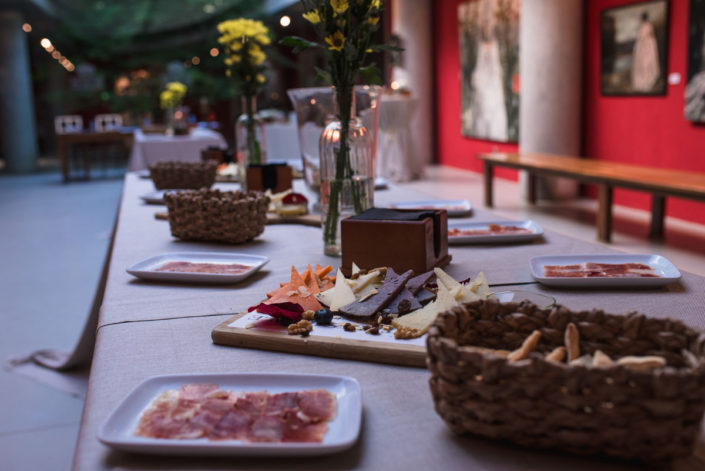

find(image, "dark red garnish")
[282,193,308,205]
[248,302,304,326]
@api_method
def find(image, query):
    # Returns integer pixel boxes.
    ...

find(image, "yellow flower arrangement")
[282,0,396,250]
[217,18,271,165]
[159,82,187,110]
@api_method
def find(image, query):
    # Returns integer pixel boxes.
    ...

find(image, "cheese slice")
[392,282,457,339]
[351,262,361,275]
[434,267,461,291]
[349,269,382,296]
[316,269,356,311]
[469,271,492,298]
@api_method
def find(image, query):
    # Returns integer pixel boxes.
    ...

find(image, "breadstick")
[617,355,665,372]
[508,330,542,362]
[545,346,566,362]
[564,323,580,362]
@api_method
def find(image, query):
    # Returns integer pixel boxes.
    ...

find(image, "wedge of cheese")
[316,269,356,311]
[347,269,383,298]
[392,282,457,339]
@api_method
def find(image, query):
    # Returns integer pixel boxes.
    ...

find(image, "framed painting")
[458,0,520,143]
[686,0,705,122]
[600,0,669,96]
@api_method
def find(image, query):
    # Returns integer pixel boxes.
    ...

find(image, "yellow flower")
[226,54,241,64]
[325,30,345,51]
[256,74,266,83]
[226,69,231,77]
[255,33,270,45]
[330,0,349,15]
[371,0,381,9]
[302,10,320,24]
[250,50,266,66]
[368,16,379,25]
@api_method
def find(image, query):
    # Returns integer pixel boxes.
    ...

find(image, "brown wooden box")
[341,208,451,276]
[245,164,293,193]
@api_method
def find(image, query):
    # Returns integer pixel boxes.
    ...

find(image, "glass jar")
[319,90,374,256]
[235,96,267,168]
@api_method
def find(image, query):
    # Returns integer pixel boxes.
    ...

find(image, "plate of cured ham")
[98,373,361,456]
[448,220,543,244]
[389,199,472,217]
[126,252,269,284]
[530,254,681,288]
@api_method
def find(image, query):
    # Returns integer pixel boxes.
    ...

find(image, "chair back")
[54,115,83,134]
[94,114,123,132]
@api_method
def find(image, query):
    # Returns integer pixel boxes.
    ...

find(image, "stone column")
[519,0,583,199]
[390,0,432,174]
[0,10,38,173]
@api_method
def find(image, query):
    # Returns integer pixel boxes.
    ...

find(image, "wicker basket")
[163,189,268,243]
[149,161,217,190]
[427,299,705,462]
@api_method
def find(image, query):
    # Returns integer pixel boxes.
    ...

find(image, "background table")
[128,128,227,171]
[57,130,134,181]
[72,170,705,470]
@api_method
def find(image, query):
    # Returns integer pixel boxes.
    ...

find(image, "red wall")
[434,0,519,181]
[585,0,705,225]
[434,0,705,225]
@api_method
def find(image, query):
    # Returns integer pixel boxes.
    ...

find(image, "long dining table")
[72,167,705,470]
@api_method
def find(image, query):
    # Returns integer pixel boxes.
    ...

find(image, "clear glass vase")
[235,96,267,172]
[319,91,375,256]
[287,86,380,211]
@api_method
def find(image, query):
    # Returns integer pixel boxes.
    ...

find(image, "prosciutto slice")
[135,384,337,443]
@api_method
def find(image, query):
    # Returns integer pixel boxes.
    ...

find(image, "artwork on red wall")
[458,0,520,143]
[686,0,705,122]
[600,0,669,96]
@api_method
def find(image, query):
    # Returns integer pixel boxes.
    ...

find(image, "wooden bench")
[478,152,705,242]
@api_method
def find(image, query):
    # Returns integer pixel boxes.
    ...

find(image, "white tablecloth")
[128,128,227,171]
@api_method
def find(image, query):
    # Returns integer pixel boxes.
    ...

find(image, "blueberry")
[314,308,333,325]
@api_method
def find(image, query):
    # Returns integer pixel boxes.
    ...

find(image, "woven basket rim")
[427,299,705,374]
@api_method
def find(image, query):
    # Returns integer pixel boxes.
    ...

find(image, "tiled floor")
[0,166,703,471]
[0,172,123,471]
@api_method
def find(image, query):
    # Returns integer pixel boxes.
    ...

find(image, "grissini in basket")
[426,299,705,462]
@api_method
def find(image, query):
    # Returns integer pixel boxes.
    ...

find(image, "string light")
[22,23,32,33]
[209,48,219,57]
[192,56,200,65]
[280,15,291,27]
[39,37,75,72]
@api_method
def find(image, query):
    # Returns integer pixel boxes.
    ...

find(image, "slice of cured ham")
[135,385,337,443]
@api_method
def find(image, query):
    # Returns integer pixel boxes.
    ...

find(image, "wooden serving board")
[212,311,427,367]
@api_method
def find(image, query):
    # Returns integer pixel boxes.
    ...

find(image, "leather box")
[245,163,293,193]
[341,208,451,276]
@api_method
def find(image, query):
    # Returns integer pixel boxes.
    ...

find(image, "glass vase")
[319,91,374,256]
[235,96,267,173]
[287,86,381,211]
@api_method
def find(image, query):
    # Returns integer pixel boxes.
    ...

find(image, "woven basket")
[149,161,217,190]
[163,189,268,244]
[427,299,705,462]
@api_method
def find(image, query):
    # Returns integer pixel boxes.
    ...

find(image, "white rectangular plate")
[374,177,389,190]
[448,220,543,244]
[389,199,472,217]
[127,252,269,284]
[98,373,361,456]
[530,254,681,288]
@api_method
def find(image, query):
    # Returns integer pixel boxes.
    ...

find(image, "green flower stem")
[244,94,261,165]
[323,85,363,248]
